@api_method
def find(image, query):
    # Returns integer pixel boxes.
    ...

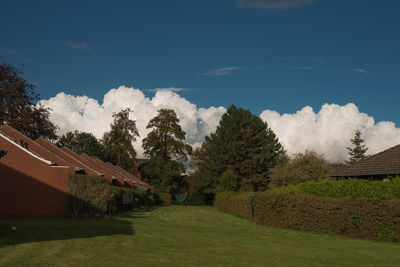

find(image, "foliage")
[142,109,192,193]
[269,150,335,187]
[67,174,111,218]
[217,169,240,192]
[194,105,286,192]
[346,129,368,164]
[0,59,58,140]
[58,130,104,159]
[215,191,400,242]
[102,108,139,172]
[270,177,400,199]
[158,192,172,205]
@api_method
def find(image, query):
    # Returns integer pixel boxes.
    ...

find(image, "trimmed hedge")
[68,174,111,218]
[270,177,400,200]
[215,191,400,241]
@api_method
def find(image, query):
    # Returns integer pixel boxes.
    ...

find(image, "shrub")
[270,177,400,200]
[68,174,111,218]
[158,193,172,205]
[217,169,240,192]
[269,150,334,187]
[215,191,400,242]
[110,186,153,213]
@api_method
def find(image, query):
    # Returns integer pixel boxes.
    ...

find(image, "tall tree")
[58,130,104,159]
[142,109,192,193]
[346,129,368,164]
[102,108,139,172]
[0,59,58,140]
[194,105,286,192]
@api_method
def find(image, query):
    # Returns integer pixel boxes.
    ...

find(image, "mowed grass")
[1,206,400,266]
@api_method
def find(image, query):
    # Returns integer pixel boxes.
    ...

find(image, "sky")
[1,0,400,162]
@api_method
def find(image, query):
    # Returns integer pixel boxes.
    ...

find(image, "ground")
[1,206,400,266]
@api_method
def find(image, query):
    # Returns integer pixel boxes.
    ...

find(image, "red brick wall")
[0,136,70,218]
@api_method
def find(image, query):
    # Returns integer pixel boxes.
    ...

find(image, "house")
[0,131,69,218]
[331,144,400,179]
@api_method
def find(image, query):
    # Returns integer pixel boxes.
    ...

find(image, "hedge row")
[215,191,400,241]
[270,177,400,200]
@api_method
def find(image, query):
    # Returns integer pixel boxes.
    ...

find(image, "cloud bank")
[38,86,226,157]
[39,87,400,163]
[260,103,400,163]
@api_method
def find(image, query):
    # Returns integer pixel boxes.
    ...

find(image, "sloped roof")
[331,144,400,177]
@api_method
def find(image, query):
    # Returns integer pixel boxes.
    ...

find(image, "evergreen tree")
[142,109,192,193]
[102,108,139,172]
[346,129,368,164]
[0,59,58,140]
[194,105,286,192]
[58,130,104,159]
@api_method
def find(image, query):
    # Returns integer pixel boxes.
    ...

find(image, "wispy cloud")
[144,87,188,93]
[204,66,244,76]
[237,0,319,9]
[313,57,326,64]
[355,68,370,75]
[7,49,17,55]
[65,41,92,51]
[292,66,314,70]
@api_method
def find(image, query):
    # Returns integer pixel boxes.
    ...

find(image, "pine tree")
[346,129,368,164]
[102,108,139,172]
[142,109,192,193]
[193,105,286,192]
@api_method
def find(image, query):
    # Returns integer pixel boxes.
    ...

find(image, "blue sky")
[1,0,400,126]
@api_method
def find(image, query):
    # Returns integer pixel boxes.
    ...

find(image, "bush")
[217,169,240,192]
[269,150,334,187]
[270,177,400,200]
[215,190,400,242]
[158,193,172,205]
[68,174,111,218]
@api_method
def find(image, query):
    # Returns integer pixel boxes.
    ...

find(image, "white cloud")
[144,87,188,93]
[260,103,400,163]
[355,68,370,74]
[313,58,326,64]
[237,0,319,9]
[204,66,244,76]
[39,88,400,163]
[38,86,226,157]
[65,41,92,51]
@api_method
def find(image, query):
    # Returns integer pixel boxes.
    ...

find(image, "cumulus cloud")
[65,41,92,51]
[237,0,319,9]
[38,86,226,157]
[260,103,400,163]
[39,87,400,163]
[204,66,244,76]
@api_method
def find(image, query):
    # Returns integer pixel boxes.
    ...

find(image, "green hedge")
[110,186,154,214]
[158,193,172,205]
[270,177,400,199]
[68,174,111,218]
[215,191,400,241]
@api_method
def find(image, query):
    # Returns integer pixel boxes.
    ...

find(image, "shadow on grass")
[0,217,134,247]
[117,206,159,219]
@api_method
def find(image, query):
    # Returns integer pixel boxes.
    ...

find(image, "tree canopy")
[193,105,286,192]
[346,129,368,164]
[142,109,192,193]
[0,59,58,140]
[102,108,139,172]
[58,130,104,159]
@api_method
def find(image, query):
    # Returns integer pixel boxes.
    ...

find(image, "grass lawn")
[1,206,400,266]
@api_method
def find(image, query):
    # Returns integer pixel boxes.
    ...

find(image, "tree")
[102,108,139,172]
[269,150,335,187]
[58,130,104,159]
[0,59,58,140]
[142,109,192,193]
[346,129,368,164]
[194,105,286,192]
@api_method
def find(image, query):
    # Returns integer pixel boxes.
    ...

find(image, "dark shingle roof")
[331,144,400,177]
